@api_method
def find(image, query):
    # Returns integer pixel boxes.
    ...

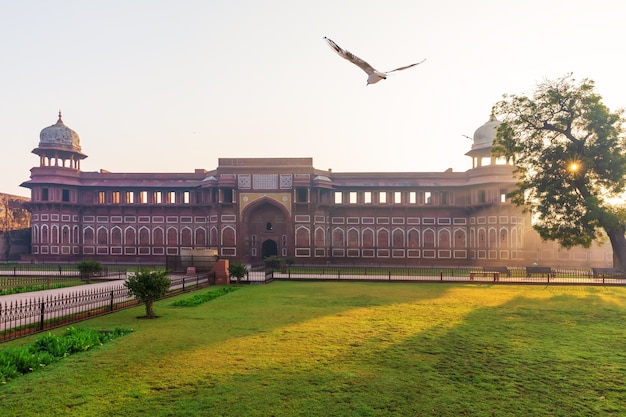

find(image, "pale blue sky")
[3,0,625,197]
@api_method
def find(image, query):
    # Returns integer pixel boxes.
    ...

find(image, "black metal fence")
[0,276,84,292]
[3,262,623,342]
[267,265,626,285]
[0,263,127,278]
[0,272,215,343]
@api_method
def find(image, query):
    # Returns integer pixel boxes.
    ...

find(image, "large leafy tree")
[493,74,626,269]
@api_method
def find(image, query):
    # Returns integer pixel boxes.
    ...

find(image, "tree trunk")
[605,227,626,270]
[145,301,155,318]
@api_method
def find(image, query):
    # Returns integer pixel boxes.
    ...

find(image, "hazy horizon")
[3,0,626,197]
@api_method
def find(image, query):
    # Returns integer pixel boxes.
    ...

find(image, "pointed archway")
[262,239,278,258]
[241,198,291,262]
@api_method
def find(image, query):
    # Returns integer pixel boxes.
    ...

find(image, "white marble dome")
[39,112,82,152]
[471,113,500,151]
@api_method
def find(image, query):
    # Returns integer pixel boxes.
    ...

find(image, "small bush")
[77,260,104,283]
[63,327,104,353]
[228,262,248,285]
[31,333,70,357]
[124,269,171,318]
[0,327,132,383]
[263,256,282,269]
[171,287,239,307]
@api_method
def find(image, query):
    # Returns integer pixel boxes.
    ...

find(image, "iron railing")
[0,272,215,343]
[267,265,625,285]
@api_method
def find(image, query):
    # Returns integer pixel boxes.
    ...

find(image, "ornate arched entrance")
[241,198,290,261]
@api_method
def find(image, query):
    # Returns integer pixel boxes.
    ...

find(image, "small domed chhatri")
[465,112,506,169]
[471,112,500,152]
[39,111,82,152]
[31,111,87,170]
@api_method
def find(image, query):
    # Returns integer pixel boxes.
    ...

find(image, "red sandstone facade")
[20,113,612,267]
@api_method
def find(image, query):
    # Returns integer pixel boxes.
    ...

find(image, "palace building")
[20,113,612,267]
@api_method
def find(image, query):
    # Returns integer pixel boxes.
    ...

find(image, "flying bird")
[324,36,426,85]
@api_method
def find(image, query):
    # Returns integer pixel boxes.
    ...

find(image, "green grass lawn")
[1,282,625,416]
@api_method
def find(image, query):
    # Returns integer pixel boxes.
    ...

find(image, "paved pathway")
[0,279,127,305]
[0,274,210,333]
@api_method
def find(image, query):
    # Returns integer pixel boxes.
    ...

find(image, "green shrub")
[31,333,70,357]
[171,287,239,307]
[263,256,281,269]
[0,327,132,383]
[124,269,171,318]
[228,262,248,285]
[77,260,104,283]
[64,327,104,353]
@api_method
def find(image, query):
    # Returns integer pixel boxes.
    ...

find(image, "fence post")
[110,290,114,311]
[182,277,186,291]
[40,301,45,331]
[440,272,443,281]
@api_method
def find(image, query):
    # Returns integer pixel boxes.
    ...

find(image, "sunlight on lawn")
[3,283,626,417]
[166,285,620,377]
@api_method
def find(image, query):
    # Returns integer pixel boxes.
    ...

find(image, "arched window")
[315,227,325,247]
[408,229,420,248]
[296,227,310,247]
[377,229,389,248]
[167,227,178,246]
[332,228,345,247]
[153,228,164,246]
[438,229,451,249]
[500,228,509,248]
[41,225,49,245]
[125,227,136,246]
[195,228,207,247]
[111,227,122,245]
[181,227,193,247]
[392,228,404,248]
[222,227,236,246]
[210,227,218,246]
[423,229,435,248]
[139,227,150,245]
[348,228,359,248]
[97,227,108,245]
[362,228,374,248]
[61,225,71,244]
[83,227,94,245]
[454,229,467,248]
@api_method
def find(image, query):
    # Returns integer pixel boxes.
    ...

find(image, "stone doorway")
[262,239,278,258]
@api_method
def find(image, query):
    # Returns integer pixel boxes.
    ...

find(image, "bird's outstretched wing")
[386,59,427,73]
[324,37,377,75]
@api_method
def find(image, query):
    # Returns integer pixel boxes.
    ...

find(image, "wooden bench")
[526,266,555,278]
[469,270,500,282]
[483,266,511,277]
[591,267,624,278]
